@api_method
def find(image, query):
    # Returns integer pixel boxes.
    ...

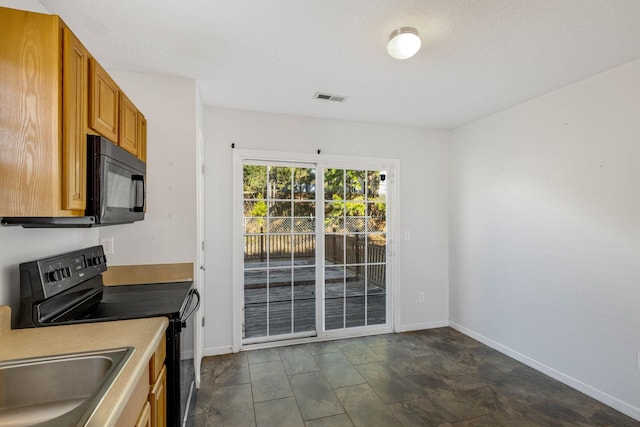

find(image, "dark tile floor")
[190,328,639,427]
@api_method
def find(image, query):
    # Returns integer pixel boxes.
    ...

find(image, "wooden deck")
[243,263,386,339]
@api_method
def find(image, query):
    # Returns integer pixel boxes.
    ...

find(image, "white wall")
[0,228,98,325]
[450,58,640,417]
[0,0,46,13]
[102,71,198,267]
[103,71,199,359]
[203,108,450,353]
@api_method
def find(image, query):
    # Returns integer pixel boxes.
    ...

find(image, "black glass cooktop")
[77,281,193,322]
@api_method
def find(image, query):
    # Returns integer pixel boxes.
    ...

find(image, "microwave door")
[102,160,145,224]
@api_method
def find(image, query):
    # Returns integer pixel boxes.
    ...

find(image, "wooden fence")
[244,233,386,286]
[325,234,386,287]
[244,233,315,261]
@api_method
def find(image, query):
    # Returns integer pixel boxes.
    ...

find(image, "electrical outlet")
[418,292,424,302]
[101,237,114,255]
[637,351,640,370]
[404,230,411,241]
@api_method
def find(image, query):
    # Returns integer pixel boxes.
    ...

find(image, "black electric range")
[17,245,199,427]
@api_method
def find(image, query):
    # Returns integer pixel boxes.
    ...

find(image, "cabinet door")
[150,365,167,427]
[138,113,147,162]
[89,58,119,142]
[0,8,61,216]
[119,92,139,156]
[135,401,152,427]
[61,26,89,211]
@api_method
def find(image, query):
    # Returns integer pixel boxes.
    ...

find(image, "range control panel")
[20,245,108,301]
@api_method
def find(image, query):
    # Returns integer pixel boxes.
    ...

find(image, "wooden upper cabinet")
[89,58,147,162]
[61,26,90,211]
[138,113,147,162]
[0,7,85,217]
[0,6,147,218]
[119,92,139,156]
[89,58,119,142]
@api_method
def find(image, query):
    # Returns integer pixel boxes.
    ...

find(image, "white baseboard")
[203,345,233,356]
[397,320,449,332]
[449,322,640,422]
[200,322,447,355]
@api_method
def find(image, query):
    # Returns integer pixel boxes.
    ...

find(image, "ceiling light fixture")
[387,27,421,60]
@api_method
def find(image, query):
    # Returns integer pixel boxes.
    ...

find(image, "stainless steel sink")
[0,347,133,427]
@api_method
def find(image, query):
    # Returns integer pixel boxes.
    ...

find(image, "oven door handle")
[181,288,200,328]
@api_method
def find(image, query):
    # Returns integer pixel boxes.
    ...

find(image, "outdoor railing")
[244,232,386,286]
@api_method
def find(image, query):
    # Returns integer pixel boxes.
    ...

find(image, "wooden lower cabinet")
[116,364,151,427]
[148,337,167,427]
[150,365,167,427]
[117,339,167,427]
[135,402,152,427]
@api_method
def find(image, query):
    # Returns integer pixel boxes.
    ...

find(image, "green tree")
[243,165,267,199]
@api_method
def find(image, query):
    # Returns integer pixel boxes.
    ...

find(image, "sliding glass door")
[241,160,390,344]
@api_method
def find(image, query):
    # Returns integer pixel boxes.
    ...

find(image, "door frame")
[194,126,205,386]
[232,149,400,351]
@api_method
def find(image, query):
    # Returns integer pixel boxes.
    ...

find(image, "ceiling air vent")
[313,92,348,102]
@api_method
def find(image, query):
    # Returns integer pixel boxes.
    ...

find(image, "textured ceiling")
[39,0,640,129]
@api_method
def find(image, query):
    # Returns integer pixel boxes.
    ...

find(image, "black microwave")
[86,135,146,225]
[1,135,145,228]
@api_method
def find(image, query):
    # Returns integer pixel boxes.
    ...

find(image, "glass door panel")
[323,168,387,331]
[243,164,316,341]
[293,266,315,333]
